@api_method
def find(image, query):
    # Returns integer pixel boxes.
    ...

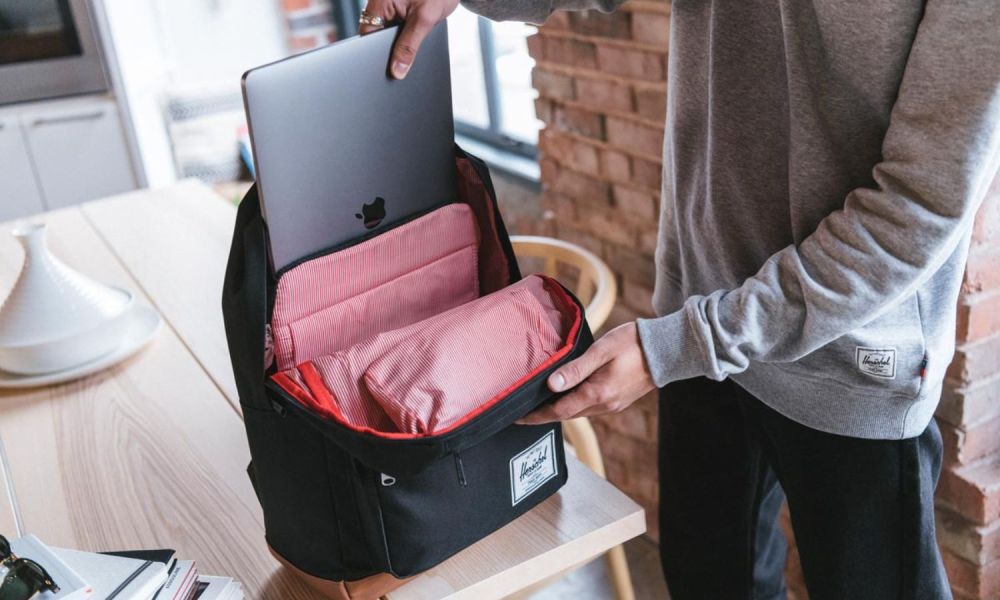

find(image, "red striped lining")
[272,275,581,440]
[268,156,580,439]
[271,203,480,370]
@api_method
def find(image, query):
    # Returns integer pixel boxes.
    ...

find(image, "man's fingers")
[547,343,610,393]
[517,384,600,425]
[390,13,434,79]
[359,0,391,35]
[516,404,561,426]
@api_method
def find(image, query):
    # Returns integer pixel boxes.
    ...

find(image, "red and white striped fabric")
[365,275,567,433]
[274,275,573,435]
[271,203,480,370]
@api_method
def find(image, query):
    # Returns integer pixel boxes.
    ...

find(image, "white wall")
[96,0,289,187]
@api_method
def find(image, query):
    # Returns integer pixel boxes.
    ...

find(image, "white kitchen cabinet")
[20,96,137,210]
[0,114,46,222]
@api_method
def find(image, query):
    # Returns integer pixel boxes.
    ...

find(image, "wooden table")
[0,181,645,599]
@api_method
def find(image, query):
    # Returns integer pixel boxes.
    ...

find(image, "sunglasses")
[0,535,59,600]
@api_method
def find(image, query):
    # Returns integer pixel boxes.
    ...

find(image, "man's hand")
[518,322,656,425]
[359,0,460,79]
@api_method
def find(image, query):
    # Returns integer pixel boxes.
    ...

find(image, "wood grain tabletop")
[0,181,645,599]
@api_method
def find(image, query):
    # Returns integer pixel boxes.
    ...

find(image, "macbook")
[242,23,457,271]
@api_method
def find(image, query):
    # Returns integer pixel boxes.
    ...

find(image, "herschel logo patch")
[856,347,897,379]
[510,431,558,506]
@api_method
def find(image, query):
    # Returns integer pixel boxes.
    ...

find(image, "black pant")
[658,377,950,600]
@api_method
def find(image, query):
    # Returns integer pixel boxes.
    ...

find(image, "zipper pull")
[920,357,928,379]
[454,453,468,488]
[380,473,396,486]
[264,323,275,370]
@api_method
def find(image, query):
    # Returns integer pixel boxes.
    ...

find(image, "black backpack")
[221,147,594,594]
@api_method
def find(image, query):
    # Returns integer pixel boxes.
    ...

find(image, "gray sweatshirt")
[464,0,1000,439]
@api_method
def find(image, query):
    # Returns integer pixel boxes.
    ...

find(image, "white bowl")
[0,289,136,375]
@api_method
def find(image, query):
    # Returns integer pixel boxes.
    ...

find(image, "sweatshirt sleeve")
[461,0,625,25]
[637,0,1000,387]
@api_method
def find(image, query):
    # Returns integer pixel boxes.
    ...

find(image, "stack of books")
[9,534,244,599]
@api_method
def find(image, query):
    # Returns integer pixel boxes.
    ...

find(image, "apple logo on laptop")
[355,197,386,230]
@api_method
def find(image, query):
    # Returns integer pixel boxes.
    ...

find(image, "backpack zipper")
[454,452,468,487]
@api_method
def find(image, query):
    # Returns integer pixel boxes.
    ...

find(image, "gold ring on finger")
[359,11,385,27]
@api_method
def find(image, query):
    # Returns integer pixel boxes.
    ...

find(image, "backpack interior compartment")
[267,157,583,439]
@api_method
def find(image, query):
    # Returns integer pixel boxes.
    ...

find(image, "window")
[447,6,541,159]
[334,1,541,179]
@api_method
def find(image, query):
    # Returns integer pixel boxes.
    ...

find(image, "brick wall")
[527,3,1000,598]
[279,0,337,52]
[526,0,669,543]
[936,174,1000,600]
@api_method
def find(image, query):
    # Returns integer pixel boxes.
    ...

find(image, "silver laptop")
[242,23,457,272]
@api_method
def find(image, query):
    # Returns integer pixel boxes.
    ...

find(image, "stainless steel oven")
[0,0,109,105]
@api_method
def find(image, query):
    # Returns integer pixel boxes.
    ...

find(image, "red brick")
[541,10,571,30]
[638,228,659,256]
[942,549,1000,599]
[939,458,1000,526]
[598,402,656,441]
[595,45,666,81]
[548,193,579,223]
[942,550,976,598]
[526,33,544,61]
[632,156,663,190]
[631,11,671,47]
[603,452,628,485]
[548,166,611,206]
[540,131,600,173]
[541,36,598,69]
[942,415,1000,467]
[532,68,575,101]
[597,302,642,336]
[579,208,637,247]
[554,224,605,257]
[595,432,658,484]
[971,189,1000,248]
[645,503,660,543]
[622,278,655,317]
[534,97,554,123]
[635,87,668,121]
[574,76,634,113]
[948,335,1000,384]
[936,506,1000,565]
[613,184,658,222]
[604,243,657,288]
[568,11,632,39]
[601,149,632,183]
[956,289,1000,343]
[631,477,660,507]
[539,157,560,183]
[607,116,664,157]
[937,376,1000,429]
[554,104,606,139]
[780,505,809,600]
[963,246,1000,294]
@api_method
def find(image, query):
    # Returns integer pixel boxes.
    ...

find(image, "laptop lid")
[242,23,456,272]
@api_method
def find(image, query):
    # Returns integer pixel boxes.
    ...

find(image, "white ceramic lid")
[0,223,133,347]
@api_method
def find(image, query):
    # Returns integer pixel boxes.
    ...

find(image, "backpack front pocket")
[368,422,568,577]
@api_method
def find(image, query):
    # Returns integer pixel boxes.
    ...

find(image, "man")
[358,0,1000,597]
